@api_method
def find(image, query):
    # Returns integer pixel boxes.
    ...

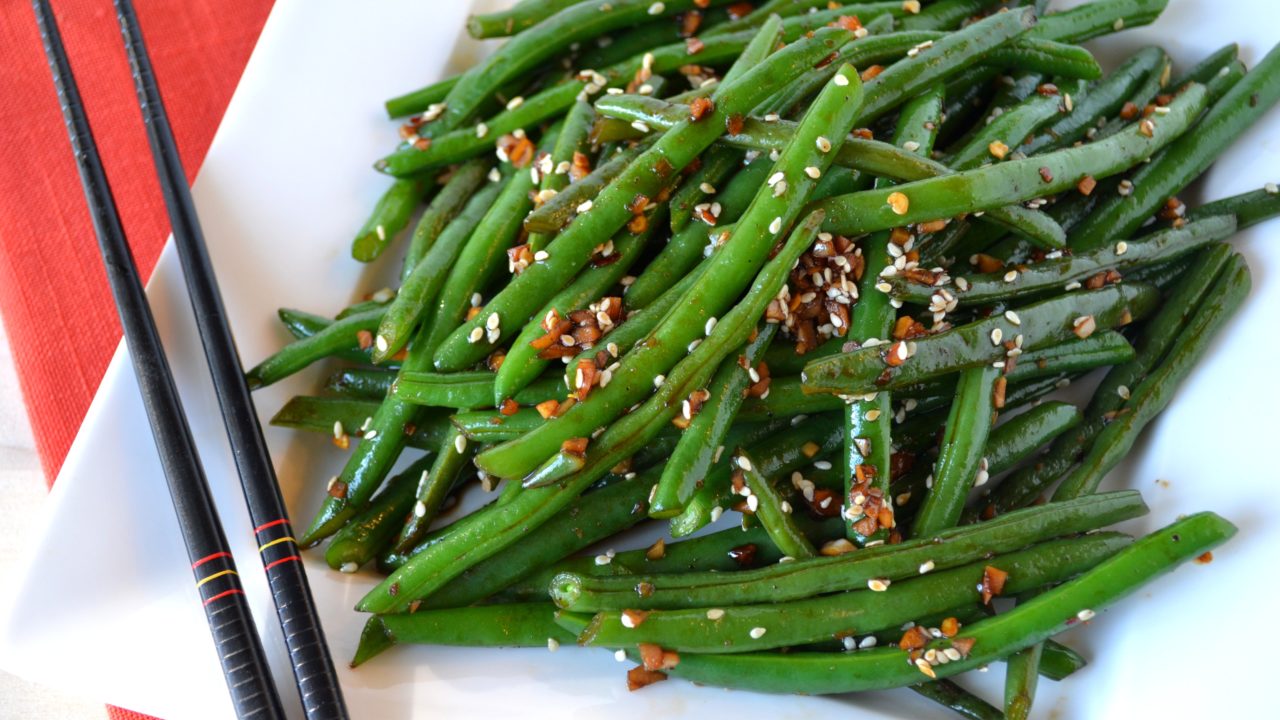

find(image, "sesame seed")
[990,328,1003,345]
[769,217,783,234]
[813,460,832,470]
[1115,241,1129,256]
[710,506,723,522]
[413,501,426,518]
[653,374,665,388]
[700,182,717,194]
[506,96,524,110]
[363,429,378,440]
[868,578,890,592]
[340,562,358,573]
[1078,608,1096,621]
[706,609,725,620]
[772,180,787,197]
[866,409,882,421]
[614,649,627,662]
[486,313,500,330]
[903,141,920,152]
[902,0,921,14]
[816,136,832,153]
[1117,385,1131,399]
[631,120,650,133]
[638,83,654,95]
[471,292,483,307]
[534,250,549,261]
[606,87,623,95]
[1266,183,1279,195]
[764,113,780,122]
[454,435,468,454]
[1005,310,1021,325]
[768,171,785,187]
[487,168,502,182]
[546,637,560,652]
[804,166,821,179]
[919,560,935,574]
[620,613,636,628]
[577,200,593,213]
[374,335,388,353]
[859,636,877,649]
[746,494,759,512]
[749,627,767,639]
[332,421,344,439]
[1113,17,1124,30]
[375,224,386,241]
[834,73,849,87]
[1065,280,1082,291]
[736,456,753,471]
[648,1,665,14]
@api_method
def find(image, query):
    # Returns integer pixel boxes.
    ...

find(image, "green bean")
[717,9,785,87]
[913,680,1004,720]
[858,10,1037,124]
[1053,253,1250,500]
[522,144,645,234]
[576,533,1129,653]
[983,401,1081,478]
[245,308,383,388]
[981,244,1233,513]
[619,512,1232,695]
[418,129,558,358]
[1187,185,1280,229]
[528,100,596,249]
[450,408,549,443]
[431,26,854,374]
[813,83,1208,240]
[1070,43,1280,250]
[1028,0,1167,44]
[1023,47,1168,155]
[473,58,863,479]
[277,307,330,339]
[353,604,574,666]
[324,367,394,400]
[593,92,1067,247]
[944,91,1065,172]
[356,205,830,613]
[351,177,428,263]
[669,413,843,537]
[651,325,775,517]
[395,371,566,410]
[1039,639,1087,681]
[549,490,1147,610]
[373,175,506,361]
[845,85,943,546]
[1005,634,1043,720]
[385,75,458,119]
[433,0,737,131]
[912,364,1000,537]
[737,448,816,560]
[802,283,1157,396]
[1171,43,1239,89]
[466,0,591,39]
[494,220,655,405]
[709,0,903,37]
[887,215,1237,306]
[402,159,490,282]
[900,0,997,32]
[625,156,771,310]
[393,426,477,554]
[325,454,432,571]
[669,147,742,233]
[268,396,449,451]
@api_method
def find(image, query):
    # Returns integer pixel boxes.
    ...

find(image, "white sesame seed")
[700,182,717,194]
[943,648,963,662]
[340,562,358,573]
[488,168,502,182]
[990,328,1003,345]
[772,180,788,197]
[620,613,636,628]
[749,627,768,639]
[804,166,821,179]
[1005,310,1021,325]
[506,96,524,110]
[614,649,627,662]
[768,171,785,187]
[332,421,344,439]
[648,1,665,15]
[859,636,877,649]
[454,435,468,454]
[834,73,849,87]
[534,250,550,261]
[631,120,650,133]
[413,500,427,518]
[1003,270,1018,283]
[486,313,500,330]
[606,87,623,95]
[576,200,593,213]
[638,83,654,95]
[769,217,783,234]
[746,494,759,512]
[653,374,665,388]
[816,136,832,153]
[363,429,378,440]
[547,637,560,652]
[1266,182,1279,195]
[710,506,723,522]
[1112,17,1124,30]
[471,292,484,307]
[1065,280,1082,291]
[813,460,832,470]
[736,456,753,471]
[903,141,920,152]
[1117,385,1131,400]
[868,578,891,592]
[706,608,725,620]
[1115,241,1129,256]
[705,317,717,335]
[919,560,935,574]
[1077,608,1096,621]
[375,224,387,241]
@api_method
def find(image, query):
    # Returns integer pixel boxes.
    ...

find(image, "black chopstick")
[110,0,350,718]
[30,1,284,717]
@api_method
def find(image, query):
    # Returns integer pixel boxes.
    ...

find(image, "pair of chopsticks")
[32,1,348,718]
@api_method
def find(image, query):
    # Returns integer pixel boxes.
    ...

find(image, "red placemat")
[0,0,273,716]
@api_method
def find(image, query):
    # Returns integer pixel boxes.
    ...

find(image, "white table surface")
[0,322,105,718]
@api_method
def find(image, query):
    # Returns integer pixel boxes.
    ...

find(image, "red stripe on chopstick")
[253,518,290,535]
[263,555,301,571]
[202,588,246,606]
[191,551,233,569]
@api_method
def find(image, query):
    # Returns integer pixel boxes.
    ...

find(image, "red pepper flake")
[1120,102,1139,120]
[814,51,839,69]
[689,96,715,122]
[1077,175,1097,196]
[807,488,842,518]
[1036,83,1060,96]
[940,617,960,638]
[1196,551,1214,564]
[979,565,1009,604]
[917,219,947,234]
[693,0,711,7]
[1038,166,1054,183]
[331,434,349,450]
[570,151,592,182]
[726,113,745,136]
[685,36,705,55]
[535,399,559,419]
[992,376,1007,409]
[726,2,754,19]
[898,625,932,651]
[638,643,680,670]
[356,330,374,350]
[412,137,431,152]
[653,157,675,177]
[679,10,702,36]
[562,437,590,457]
[628,214,649,233]
[327,479,348,499]
[974,253,1004,273]
[486,349,505,372]
[893,316,927,340]
[728,543,759,567]
[497,133,535,168]
[951,636,976,657]
[834,15,862,31]
[499,398,520,416]
[852,127,874,140]
[465,306,482,321]
[626,666,668,691]
[645,538,666,561]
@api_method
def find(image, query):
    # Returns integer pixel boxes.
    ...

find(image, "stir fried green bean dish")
[251,0,1279,714]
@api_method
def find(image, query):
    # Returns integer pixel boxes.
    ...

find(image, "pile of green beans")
[248,1,1277,715]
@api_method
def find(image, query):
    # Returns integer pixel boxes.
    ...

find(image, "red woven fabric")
[0,1,273,717]
[0,0,272,484]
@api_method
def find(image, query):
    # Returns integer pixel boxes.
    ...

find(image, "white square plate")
[2,1,1278,718]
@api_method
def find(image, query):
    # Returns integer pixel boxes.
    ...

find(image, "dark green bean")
[1186,185,1280,229]
[737,447,816,559]
[395,371,566,410]
[245,309,383,389]
[324,367,394,400]
[466,0,591,39]
[353,604,575,667]
[268,396,450,451]
[393,426,477,554]
[402,159,489,281]
[325,454,432,571]
[352,177,429,263]
[668,147,742,233]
